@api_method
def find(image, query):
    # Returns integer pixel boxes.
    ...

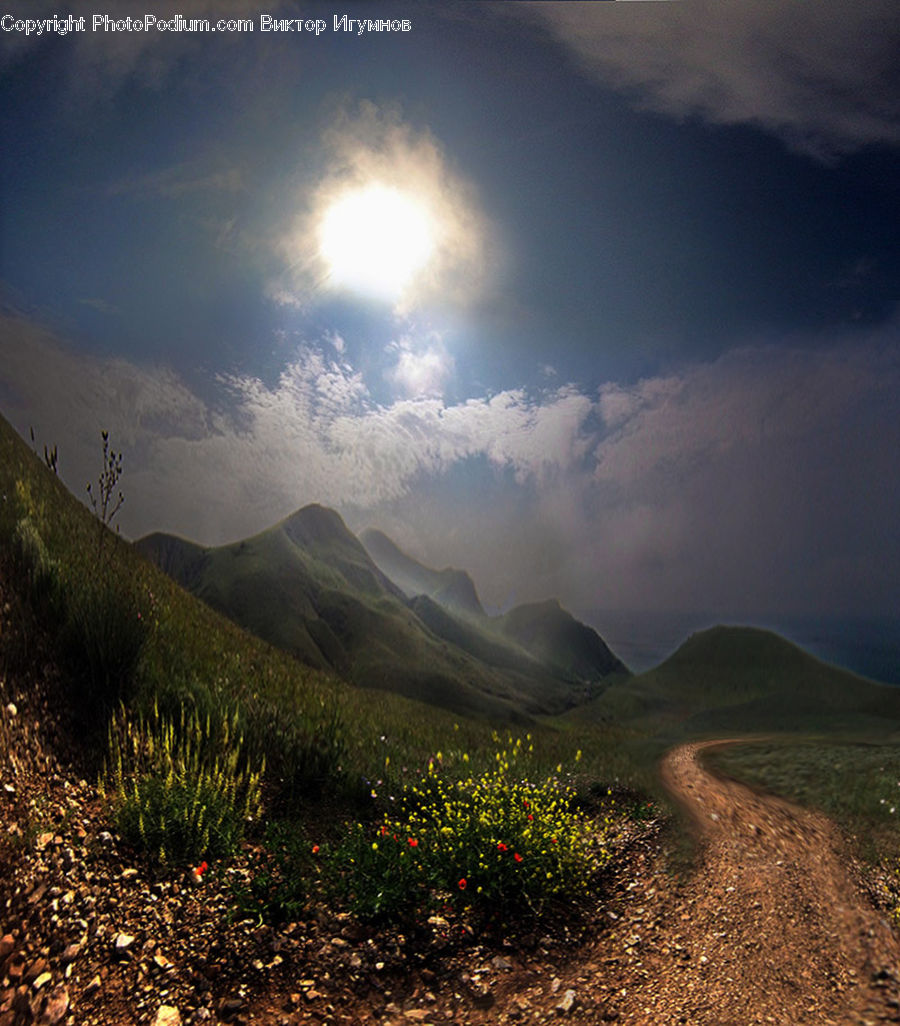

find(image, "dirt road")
[632,740,900,1025]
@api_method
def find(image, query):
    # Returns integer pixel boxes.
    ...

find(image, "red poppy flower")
[527,814,533,821]
[514,852,523,862]
[311,844,320,854]
[458,878,467,890]
[497,842,507,851]
[408,837,418,847]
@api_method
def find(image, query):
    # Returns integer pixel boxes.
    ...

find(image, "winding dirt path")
[634,740,900,1025]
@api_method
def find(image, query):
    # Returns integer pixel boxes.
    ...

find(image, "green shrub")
[101,701,264,867]
[322,736,610,923]
[12,515,60,611]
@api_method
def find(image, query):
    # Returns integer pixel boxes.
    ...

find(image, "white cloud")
[384,336,454,398]
[0,310,595,542]
[521,0,900,159]
[2,308,898,617]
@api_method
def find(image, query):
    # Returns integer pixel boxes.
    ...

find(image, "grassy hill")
[0,412,647,793]
[497,598,628,683]
[136,508,613,721]
[570,624,900,739]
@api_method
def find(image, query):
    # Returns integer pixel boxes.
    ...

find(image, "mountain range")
[135,505,628,720]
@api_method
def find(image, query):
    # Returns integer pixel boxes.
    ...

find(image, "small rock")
[6,955,26,982]
[218,997,246,1022]
[27,883,48,904]
[60,943,81,965]
[5,703,16,717]
[24,959,49,984]
[556,989,578,1015]
[32,972,53,991]
[467,980,493,1008]
[0,935,14,961]
[491,955,514,971]
[35,985,68,1026]
[114,933,136,957]
[152,1005,182,1026]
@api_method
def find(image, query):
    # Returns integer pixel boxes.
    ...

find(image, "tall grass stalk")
[101,701,264,866]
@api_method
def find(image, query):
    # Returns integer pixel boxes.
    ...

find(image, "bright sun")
[319,184,434,302]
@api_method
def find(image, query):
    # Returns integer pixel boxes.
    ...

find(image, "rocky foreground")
[0,660,663,1026]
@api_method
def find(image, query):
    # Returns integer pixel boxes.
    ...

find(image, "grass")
[101,700,265,867]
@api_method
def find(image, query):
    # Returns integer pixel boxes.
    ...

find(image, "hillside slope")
[362,529,628,685]
[136,508,616,720]
[360,527,486,617]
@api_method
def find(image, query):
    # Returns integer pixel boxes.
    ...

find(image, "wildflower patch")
[324,737,611,923]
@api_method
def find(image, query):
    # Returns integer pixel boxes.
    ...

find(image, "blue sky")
[1,0,899,624]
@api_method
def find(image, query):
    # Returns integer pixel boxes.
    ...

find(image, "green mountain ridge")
[360,528,628,681]
[135,506,626,720]
[359,527,486,617]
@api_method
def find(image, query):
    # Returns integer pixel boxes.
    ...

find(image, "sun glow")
[319,184,434,302]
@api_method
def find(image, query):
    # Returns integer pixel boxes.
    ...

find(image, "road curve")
[643,740,900,1025]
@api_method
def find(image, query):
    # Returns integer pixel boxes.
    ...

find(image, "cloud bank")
[522,0,900,159]
[1,308,898,618]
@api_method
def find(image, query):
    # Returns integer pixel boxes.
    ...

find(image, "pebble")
[34,984,69,1026]
[152,1005,183,1026]
[556,989,577,1015]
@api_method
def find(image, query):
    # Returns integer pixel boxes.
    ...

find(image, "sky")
[1,0,899,630]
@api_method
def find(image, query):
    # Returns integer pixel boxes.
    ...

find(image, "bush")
[11,515,61,612]
[101,701,264,867]
[322,737,610,923]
